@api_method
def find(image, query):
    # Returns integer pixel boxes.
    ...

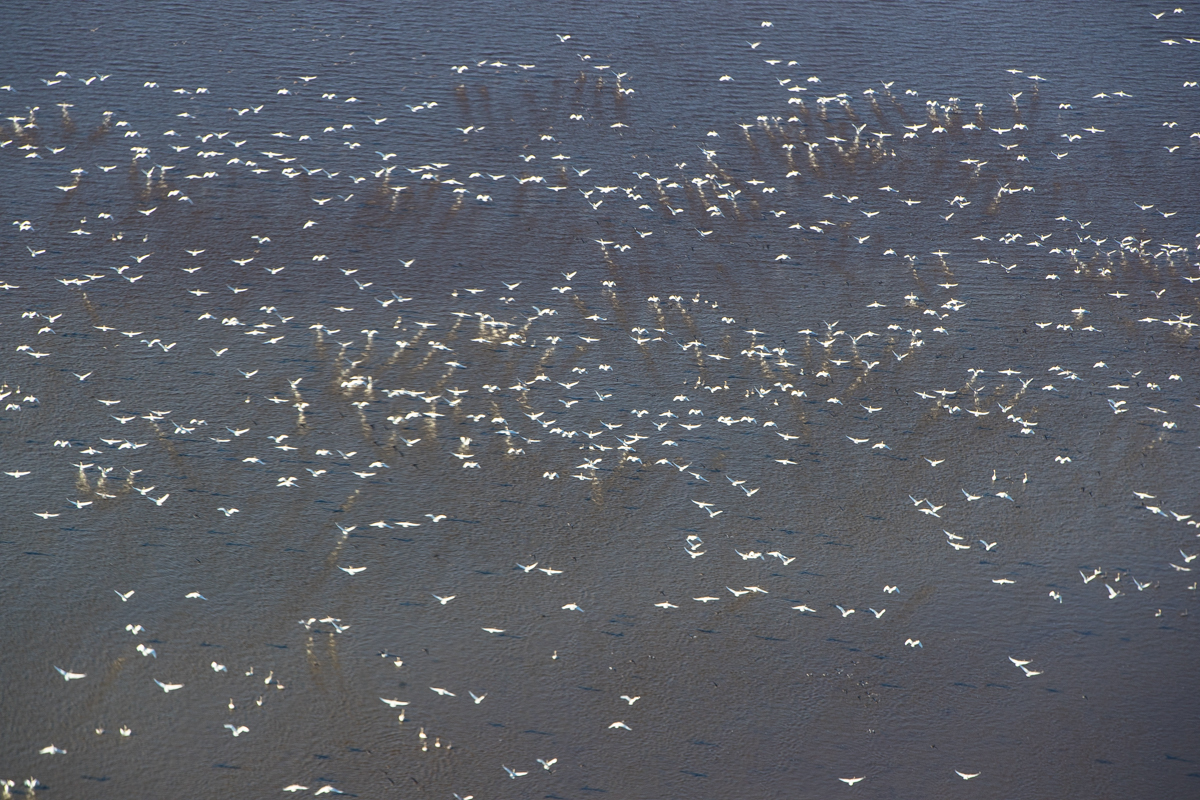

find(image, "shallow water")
[2,1,1199,797]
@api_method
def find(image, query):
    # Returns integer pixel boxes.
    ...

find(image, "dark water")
[2,1,1199,797]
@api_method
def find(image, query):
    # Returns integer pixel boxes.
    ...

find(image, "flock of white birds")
[3,8,1198,797]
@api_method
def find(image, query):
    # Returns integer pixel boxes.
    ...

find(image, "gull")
[992,578,1015,585]
[1020,665,1042,677]
[1010,657,1032,666]
[224,724,249,737]
[431,687,456,696]
[154,679,184,692]
[905,639,923,648]
[694,596,719,603]
[149,493,170,506]
[482,627,505,633]
[955,771,980,780]
[836,605,855,617]
[39,745,67,755]
[426,514,447,522]
[380,698,409,707]
[868,608,886,618]
[792,605,816,613]
[114,590,135,601]
[185,592,206,599]
[925,458,944,466]
[314,788,344,796]
[620,695,641,705]
[517,562,538,572]
[339,566,367,575]
[211,661,227,672]
[539,567,564,575]
[432,594,456,604]
[727,587,750,596]
[562,603,584,612]
[282,787,309,793]
[609,721,632,730]
[503,766,528,778]
[538,758,558,770]
[469,691,486,703]
[840,777,865,785]
[980,540,998,551]
[962,489,982,501]
[1105,583,1122,599]
[54,666,86,680]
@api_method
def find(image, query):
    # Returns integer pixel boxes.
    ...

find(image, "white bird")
[538,757,558,770]
[154,679,184,692]
[114,589,135,601]
[620,695,641,705]
[54,666,86,681]
[432,594,456,604]
[955,771,980,780]
[503,766,528,778]
[282,786,309,793]
[380,698,409,707]
[836,605,855,617]
[562,603,584,612]
[224,724,249,737]
[840,776,865,785]
[609,721,631,730]
[339,566,366,575]
[430,687,456,696]
[469,691,486,704]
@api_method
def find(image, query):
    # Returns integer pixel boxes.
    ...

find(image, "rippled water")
[3,1,1199,797]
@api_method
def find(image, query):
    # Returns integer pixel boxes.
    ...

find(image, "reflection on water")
[2,1,1199,797]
